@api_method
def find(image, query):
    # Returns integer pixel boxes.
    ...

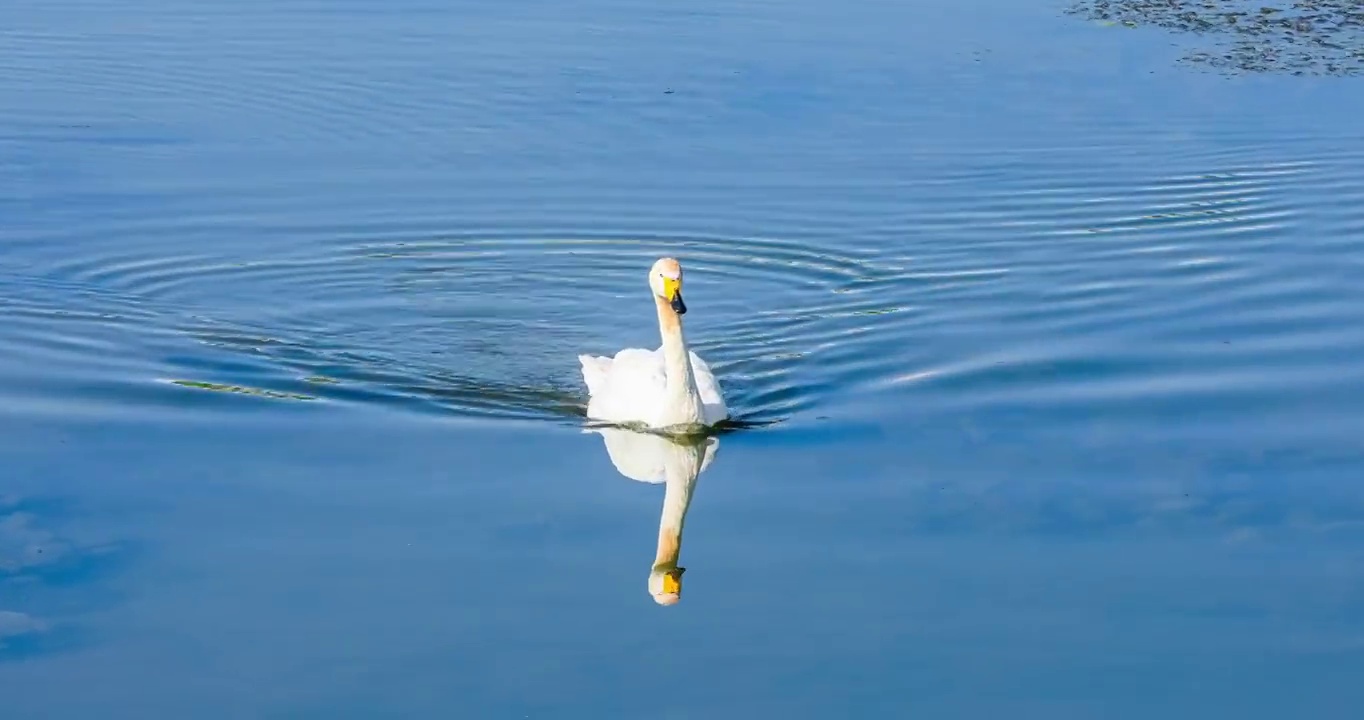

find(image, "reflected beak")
[650,565,686,605]
[661,572,681,594]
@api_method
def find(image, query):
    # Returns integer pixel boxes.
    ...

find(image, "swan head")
[648,565,685,606]
[649,257,686,315]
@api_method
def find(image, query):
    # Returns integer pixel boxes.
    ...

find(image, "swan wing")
[578,354,614,397]
[689,351,729,423]
[581,348,667,425]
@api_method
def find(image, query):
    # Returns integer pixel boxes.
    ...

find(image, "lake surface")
[4,0,1364,716]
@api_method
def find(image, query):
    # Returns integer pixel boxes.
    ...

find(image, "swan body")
[579,257,729,432]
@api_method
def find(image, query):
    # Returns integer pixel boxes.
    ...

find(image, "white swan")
[578,257,729,432]
[589,426,718,605]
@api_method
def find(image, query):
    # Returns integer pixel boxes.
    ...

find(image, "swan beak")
[661,277,687,314]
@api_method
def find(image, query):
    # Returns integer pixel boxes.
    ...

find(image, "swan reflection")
[587,427,718,606]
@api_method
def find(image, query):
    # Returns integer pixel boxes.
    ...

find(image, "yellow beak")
[661,277,686,314]
[661,276,680,301]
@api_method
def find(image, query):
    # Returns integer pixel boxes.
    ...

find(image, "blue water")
[4,0,1364,717]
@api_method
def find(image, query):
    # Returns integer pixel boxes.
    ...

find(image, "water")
[4,0,1364,716]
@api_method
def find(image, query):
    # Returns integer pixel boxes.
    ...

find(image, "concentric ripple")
[10,140,1364,436]
[5,0,1364,442]
[29,229,936,426]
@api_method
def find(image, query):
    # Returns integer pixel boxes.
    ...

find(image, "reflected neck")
[653,454,700,569]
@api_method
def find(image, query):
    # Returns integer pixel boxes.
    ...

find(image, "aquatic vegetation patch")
[1068,0,1364,75]
[168,379,317,401]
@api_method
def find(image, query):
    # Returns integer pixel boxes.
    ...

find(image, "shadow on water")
[1068,0,1364,75]
[585,427,720,606]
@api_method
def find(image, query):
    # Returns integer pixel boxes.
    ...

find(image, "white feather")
[579,347,728,428]
[578,257,729,431]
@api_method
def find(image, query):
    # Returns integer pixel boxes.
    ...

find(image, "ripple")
[127,230,918,427]
[6,0,1364,435]
[10,140,1364,436]
[857,153,1364,445]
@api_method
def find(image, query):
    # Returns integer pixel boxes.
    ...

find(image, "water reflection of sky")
[3,0,1364,716]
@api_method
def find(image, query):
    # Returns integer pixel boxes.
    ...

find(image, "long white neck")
[655,296,702,425]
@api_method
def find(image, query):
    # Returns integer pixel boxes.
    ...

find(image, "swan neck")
[655,296,700,401]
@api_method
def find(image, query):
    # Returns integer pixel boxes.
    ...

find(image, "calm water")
[4,0,1364,716]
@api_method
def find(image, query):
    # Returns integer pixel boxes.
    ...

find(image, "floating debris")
[1067,0,1364,75]
[168,379,316,401]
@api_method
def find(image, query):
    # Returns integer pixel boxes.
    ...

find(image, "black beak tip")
[671,295,687,314]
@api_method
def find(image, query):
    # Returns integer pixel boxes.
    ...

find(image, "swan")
[589,426,718,605]
[578,257,729,432]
